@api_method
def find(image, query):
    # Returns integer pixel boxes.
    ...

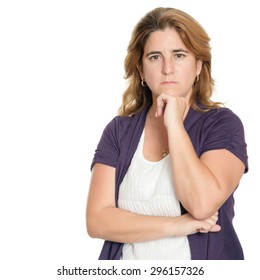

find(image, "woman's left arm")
[168,124,245,220]
[157,95,246,220]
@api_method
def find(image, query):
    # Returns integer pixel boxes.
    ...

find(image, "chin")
[162,91,181,97]
[159,86,180,95]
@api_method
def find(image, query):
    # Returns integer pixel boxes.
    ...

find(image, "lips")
[161,81,177,84]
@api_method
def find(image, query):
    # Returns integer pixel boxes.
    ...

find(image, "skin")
[86,27,245,245]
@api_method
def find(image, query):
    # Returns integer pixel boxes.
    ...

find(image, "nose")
[162,57,175,75]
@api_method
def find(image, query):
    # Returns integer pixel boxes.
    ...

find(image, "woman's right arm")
[86,163,221,244]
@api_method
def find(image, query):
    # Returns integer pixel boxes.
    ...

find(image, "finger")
[207,213,219,224]
[210,224,221,232]
[156,97,167,117]
[198,221,221,233]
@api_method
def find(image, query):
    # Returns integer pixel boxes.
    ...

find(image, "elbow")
[190,209,211,220]
[188,203,218,220]
[86,215,103,239]
[87,222,101,239]
[86,206,116,240]
[86,223,97,239]
[182,191,221,220]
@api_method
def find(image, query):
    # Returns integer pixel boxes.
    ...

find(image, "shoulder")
[205,107,241,120]
[186,106,244,132]
[107,115,134,130]
[188,105,243,125]
[104,115,135,138]
[102,112,144,145]
[106,106,148,133]
[202,107,245,132]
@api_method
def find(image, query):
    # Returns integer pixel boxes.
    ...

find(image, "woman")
[86,7,248,260]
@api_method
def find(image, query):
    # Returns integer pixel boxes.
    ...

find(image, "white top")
[118,131,191,260]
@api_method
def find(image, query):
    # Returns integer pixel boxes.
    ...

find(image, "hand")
[196,212,221,233]
[173,212,221,237]
[155,94,188,128]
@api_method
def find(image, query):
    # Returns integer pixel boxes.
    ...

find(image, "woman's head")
[119,7,219,116]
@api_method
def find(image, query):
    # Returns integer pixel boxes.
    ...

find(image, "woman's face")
[139,27,202,100]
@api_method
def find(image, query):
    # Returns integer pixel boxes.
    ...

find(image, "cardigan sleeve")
[201,108,248,173]
[91,117,120,170]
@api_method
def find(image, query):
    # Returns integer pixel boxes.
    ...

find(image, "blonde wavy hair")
[118,7,222,116]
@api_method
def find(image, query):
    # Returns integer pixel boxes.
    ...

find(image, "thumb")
[209,224,221,232]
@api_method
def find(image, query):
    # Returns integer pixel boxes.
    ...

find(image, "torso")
[118,130,191,260]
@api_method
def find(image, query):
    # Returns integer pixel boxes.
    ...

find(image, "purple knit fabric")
[91,104,248,260]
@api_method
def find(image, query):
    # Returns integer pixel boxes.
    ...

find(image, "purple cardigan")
[91,104,248,260]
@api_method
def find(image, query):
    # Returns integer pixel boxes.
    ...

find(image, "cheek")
[182,64,197,80]
[143,67,158,83]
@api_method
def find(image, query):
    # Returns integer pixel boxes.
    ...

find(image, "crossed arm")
[86,163,221,244]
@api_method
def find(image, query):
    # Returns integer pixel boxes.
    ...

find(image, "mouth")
[161,81,177,85]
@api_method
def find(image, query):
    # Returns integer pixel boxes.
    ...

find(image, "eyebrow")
[173,49,189,53]
[146,49,189,57]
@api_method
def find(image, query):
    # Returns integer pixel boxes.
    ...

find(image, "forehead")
[144,27,186,51]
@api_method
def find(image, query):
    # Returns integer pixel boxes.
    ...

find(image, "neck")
[147,107,164,127]
[145,110,169,159]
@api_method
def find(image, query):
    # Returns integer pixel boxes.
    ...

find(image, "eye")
[174,53,186,60]
[148,54,161,61]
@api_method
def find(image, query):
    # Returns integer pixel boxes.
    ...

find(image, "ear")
[196,60,203,75]
[137,64,144,80]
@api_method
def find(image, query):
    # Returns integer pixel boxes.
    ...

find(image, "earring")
[141,79,147,87]
[196,74,200,82]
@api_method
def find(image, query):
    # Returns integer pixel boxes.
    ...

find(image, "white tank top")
[118,131,191,260]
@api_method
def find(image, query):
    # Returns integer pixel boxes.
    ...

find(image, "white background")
[0,0,259,278]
